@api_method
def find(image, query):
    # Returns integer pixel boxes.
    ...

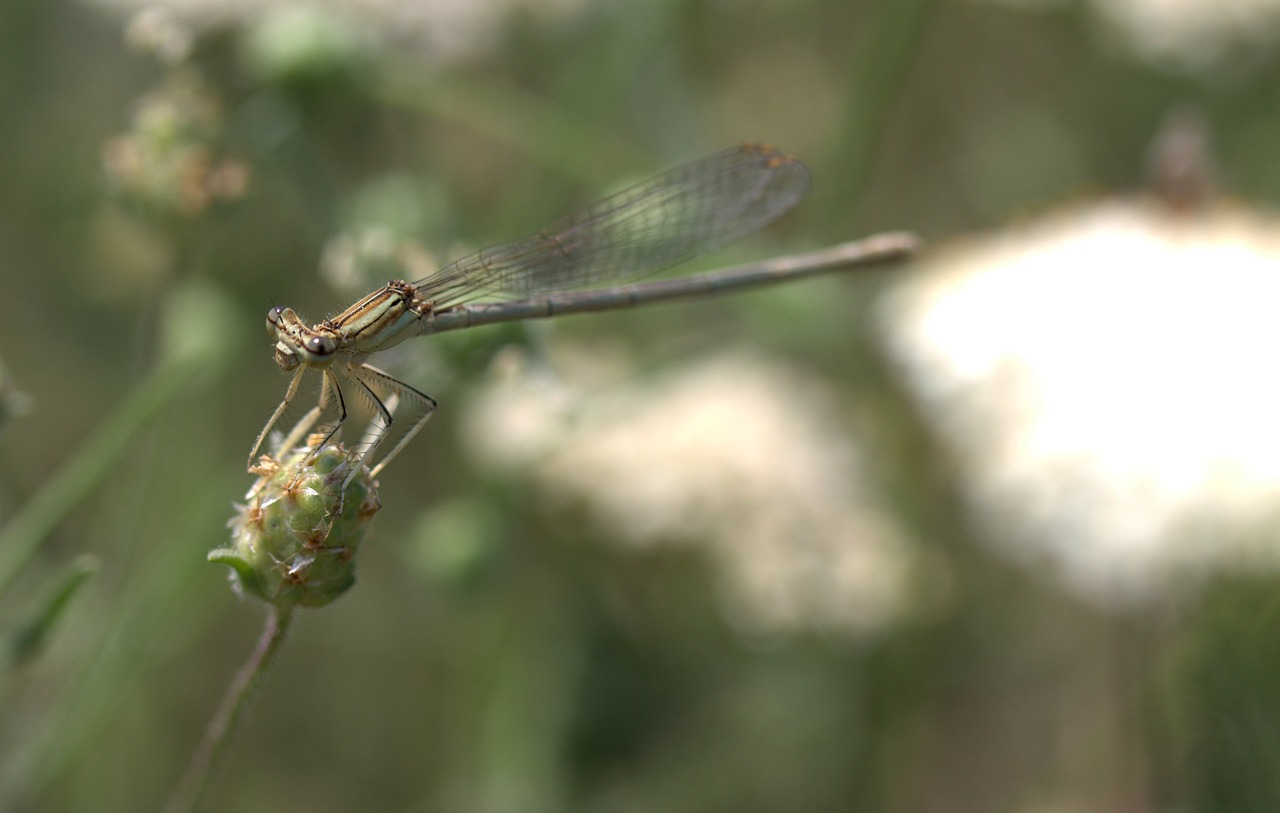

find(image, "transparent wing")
[411,143,810,308]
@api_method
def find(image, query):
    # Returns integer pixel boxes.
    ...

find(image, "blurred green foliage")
[4,0,1280,811]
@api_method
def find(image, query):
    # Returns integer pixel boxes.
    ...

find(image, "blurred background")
[5,0,1280,810]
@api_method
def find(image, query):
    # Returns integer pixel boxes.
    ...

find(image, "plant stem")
[0,357,201,594]
[823,0,938,219]
[164,606,294,813]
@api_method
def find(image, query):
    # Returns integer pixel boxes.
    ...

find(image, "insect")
[251,143,917,482]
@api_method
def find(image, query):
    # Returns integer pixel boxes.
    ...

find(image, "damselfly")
[251,143,918,482]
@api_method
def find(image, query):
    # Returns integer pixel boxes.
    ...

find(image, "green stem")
[0,276,242,596]
[1,554,98,671]
[164,606,294,813]
[0,357,202,594]
[823,0,938,219]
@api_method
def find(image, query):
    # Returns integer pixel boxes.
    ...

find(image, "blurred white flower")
[102,70,249,219]
[91,0,591,64]
[975,0,1280,74]
[1095,0,1280,72]
[462,345,916,636]
[880,198,1280,606]
[124,6,196,64]
[320,227,442,297]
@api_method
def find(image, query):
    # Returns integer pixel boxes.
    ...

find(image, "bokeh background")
[6,0,1280,810]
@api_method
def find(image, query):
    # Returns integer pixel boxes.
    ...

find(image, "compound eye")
[266,306,286,334]
[305,335,336,357]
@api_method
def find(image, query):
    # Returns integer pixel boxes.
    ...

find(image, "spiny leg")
[249,366,309,470]
[295,369,349,456]
[345,362,438,484]
[258,369,355,496]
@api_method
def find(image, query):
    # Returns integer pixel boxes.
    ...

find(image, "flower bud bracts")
[212,445,380,608]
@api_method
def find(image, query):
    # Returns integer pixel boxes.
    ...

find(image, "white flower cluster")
[92,0,591,65]
[461,346,915,636]
[1095,0,1280,72]
[881,198,1280,606]
[975,0,1280,74]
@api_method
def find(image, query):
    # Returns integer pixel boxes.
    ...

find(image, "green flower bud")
[211,444,380,609]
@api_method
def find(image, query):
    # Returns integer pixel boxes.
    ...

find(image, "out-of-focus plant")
[23,0,1280,811]
[0,8,252,808]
